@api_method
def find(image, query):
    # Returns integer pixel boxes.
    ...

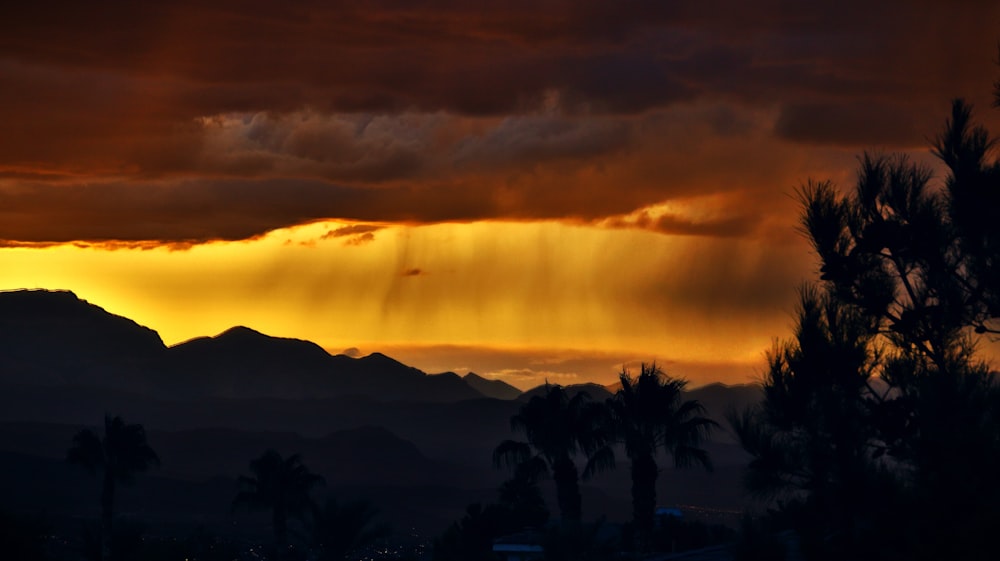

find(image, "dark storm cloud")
[320,224,383,246]
[2,1,996,116]
[0,0,998,242]
[651,214,758,238]
[0,179,484,243]
[324,224,383,238]
[451,115,633,169]
[0,173,668,243]
[603,207,758,238]
[774,101,934,146]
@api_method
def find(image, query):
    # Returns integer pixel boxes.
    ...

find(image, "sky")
[1,1,999,390]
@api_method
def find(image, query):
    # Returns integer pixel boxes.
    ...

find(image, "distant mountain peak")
[361,352,405,367]
[0,287,76,299]
[356,352,426,380]
[463,372,522,400]
[205,326,329,352]
[0,289,134,323]
[0,288,167,388]
[213,325,283,342]
[520,382,612,402]
[218,325,263,337]
[0,288,164,346]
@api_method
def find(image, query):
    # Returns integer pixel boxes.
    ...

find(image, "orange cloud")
[0,0,995,248]
[3,1,998,390]
[321,224,384,246]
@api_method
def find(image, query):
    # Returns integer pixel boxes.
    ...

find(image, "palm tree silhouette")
[232,449,324,559]
[67,414,160,561]
[308,497,389,561]
[609,363,715,547]
[497,464,549,529]
[493,385,606,522]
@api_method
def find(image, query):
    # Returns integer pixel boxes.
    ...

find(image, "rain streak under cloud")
[1,0,998,387]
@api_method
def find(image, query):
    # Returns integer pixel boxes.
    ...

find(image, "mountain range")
[0,288,760,539]
[0,289,518,402]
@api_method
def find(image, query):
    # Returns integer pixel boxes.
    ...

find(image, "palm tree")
[497,464,549,529]
[493,384,607,522]
[232,449,324,559]
[308,497,389,561]
[609,363,715,547]
[67,414,160,561]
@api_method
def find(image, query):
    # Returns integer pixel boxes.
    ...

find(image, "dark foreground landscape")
[0,288,757,560]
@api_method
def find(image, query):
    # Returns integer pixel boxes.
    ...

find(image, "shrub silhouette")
[307,497,389,561]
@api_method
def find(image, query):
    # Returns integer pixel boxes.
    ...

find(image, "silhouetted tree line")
[434,367,721,560]
[445,53,1000,561]
[730,84,1000,559]
[55,415,392,561]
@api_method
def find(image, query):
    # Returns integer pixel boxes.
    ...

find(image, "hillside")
[0,289,489,402]
[0,289,762,539]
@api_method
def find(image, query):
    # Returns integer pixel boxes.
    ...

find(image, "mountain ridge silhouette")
[0,288,750,403]
[462,372,524,400]
[0,289,522,402]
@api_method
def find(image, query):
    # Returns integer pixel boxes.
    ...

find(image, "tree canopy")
[733,98,1000,560]
[67,415,159,561]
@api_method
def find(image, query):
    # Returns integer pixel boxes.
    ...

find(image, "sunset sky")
[1,1,998,389]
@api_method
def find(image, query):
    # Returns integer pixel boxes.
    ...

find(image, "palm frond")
[493,439,532,469]
[582,445,616,479]
[66,428,103,474]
